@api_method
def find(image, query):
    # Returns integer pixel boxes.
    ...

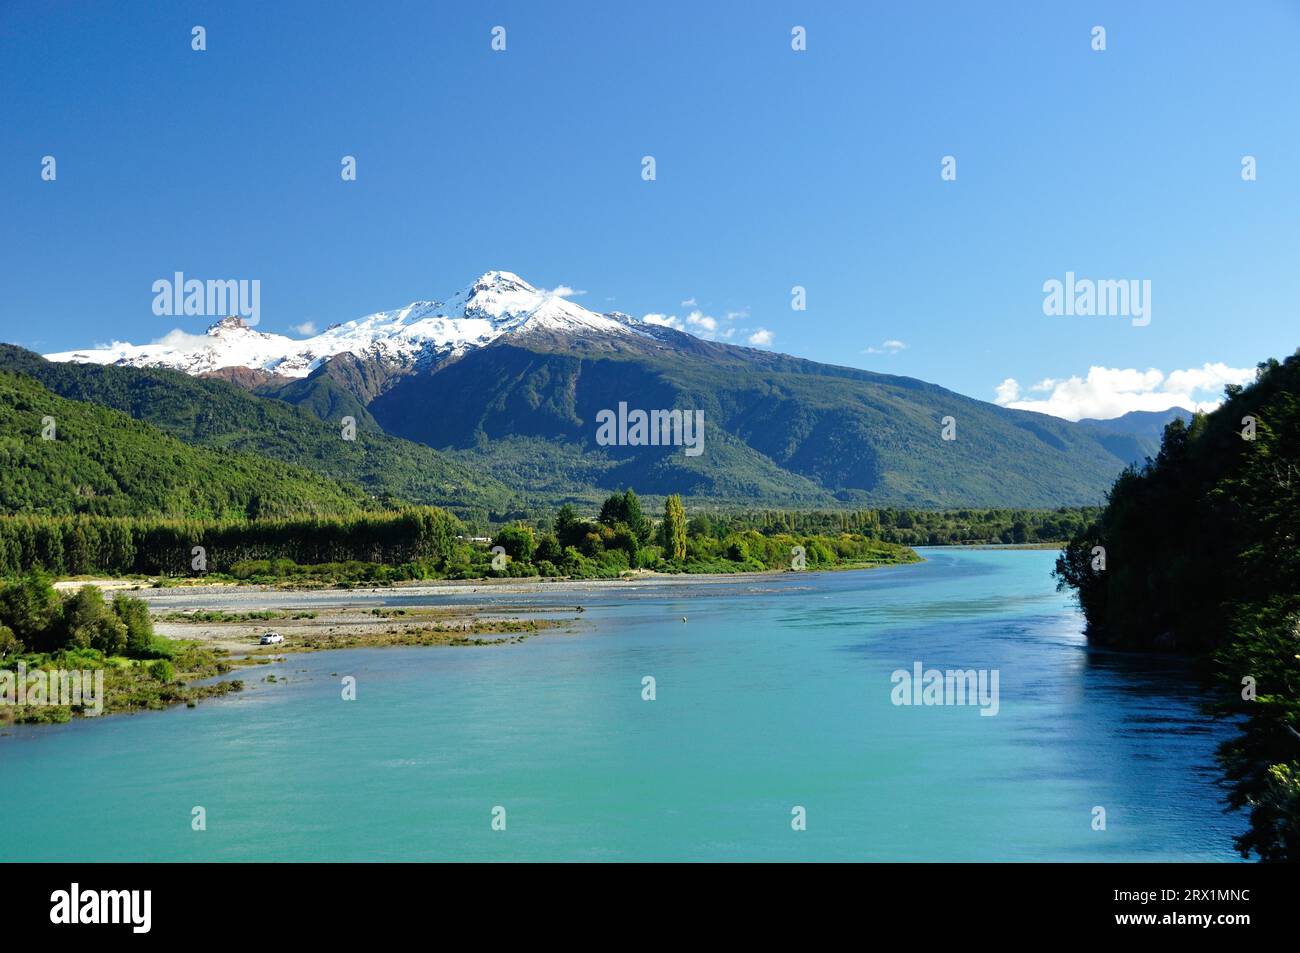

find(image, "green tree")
[0,571,62,652]
[492,524,536,562]
[0,624,21,659]
[661,494,687,562]
[610,525,640,566]
[534,533,563,565]
[113,593,155,657]
[62,585,127,654]
[1055,350,1300,861]
[148,659,176,683]
[554,504,583,548]
[599,490,651,543]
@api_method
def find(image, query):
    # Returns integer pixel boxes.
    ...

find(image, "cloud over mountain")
[994,363,1256,421]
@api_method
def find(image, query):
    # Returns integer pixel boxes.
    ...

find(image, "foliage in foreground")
[0,572,161,658]
[0,575,241,723]
[1054,350,1300,861]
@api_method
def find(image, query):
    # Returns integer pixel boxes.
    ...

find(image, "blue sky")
[2,0,1298,418]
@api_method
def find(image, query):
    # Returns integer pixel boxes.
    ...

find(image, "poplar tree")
[662,495,687,562]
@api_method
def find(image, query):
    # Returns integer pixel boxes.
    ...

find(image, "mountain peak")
[208,316,255,334]
[470,270,536,294]
[46,270,642,379]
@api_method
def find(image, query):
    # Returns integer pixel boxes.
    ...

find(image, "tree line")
[0,508,460,577]
[674,506,1102,546]
[485,490,919,579]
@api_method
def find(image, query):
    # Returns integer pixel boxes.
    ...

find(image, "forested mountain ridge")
[362,332,1147,507]
[0,369,373,519]
[0,346,516,521]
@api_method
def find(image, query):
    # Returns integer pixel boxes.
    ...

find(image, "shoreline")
[7,564,901,724]
[63,558,921,601]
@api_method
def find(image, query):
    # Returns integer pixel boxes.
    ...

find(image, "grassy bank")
[0,641,242,725]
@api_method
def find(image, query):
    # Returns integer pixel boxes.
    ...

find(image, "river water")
[0,548,1244,861]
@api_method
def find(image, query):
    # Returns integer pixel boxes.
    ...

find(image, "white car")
[259,632,284,645]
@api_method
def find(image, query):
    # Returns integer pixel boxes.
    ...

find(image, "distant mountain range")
[23,271,1195,512]
[1078,407,1192,439]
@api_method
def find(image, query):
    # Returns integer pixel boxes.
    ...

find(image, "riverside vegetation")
[1056,350,1300,862]
[0,491,920,585]
[0,573,240,724]
[0,487,919,722]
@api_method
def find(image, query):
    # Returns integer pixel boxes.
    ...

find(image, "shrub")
[112,593,155,657]
[148,659,176,683]
[492,524,536,562]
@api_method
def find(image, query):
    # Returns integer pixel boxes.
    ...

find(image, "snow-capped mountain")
[12,267,1155,510]
[45,271,648,379]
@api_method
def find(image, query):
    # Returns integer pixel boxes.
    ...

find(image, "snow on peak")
[44,271,645,379]
[209,316,254,332]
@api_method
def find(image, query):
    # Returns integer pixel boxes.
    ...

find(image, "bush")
[725,537,750,562]
[534,533,563,565]
[148,659,176,683]
[62,586,128,655]
[0,624,20,660]
[492,524,536,562]
[113,593,155,657]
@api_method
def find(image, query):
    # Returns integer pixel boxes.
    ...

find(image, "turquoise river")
[0,549,1245,861]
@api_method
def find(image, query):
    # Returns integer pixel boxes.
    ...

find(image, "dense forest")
[1055,351,1300,862]
[0,508,460,577]
[658,506,1102,547]
[0,352,1112,541]
[0,346,518,522]
[0,492,917,583]
[363,332,1141,507]
[0,574,158,660]
[0,370,373,519]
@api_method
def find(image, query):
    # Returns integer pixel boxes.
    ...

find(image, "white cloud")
[151,329,216,349]
[292,321,317,335]
[540,285,586,298]
[642,310,724,339]
[863,339,908,355]
[643,305,761,344]
[686,311,717,332]
[993,363,1255,421]
[680,297,697,307]
[642,312,684,331]
[994,378,1021,404]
